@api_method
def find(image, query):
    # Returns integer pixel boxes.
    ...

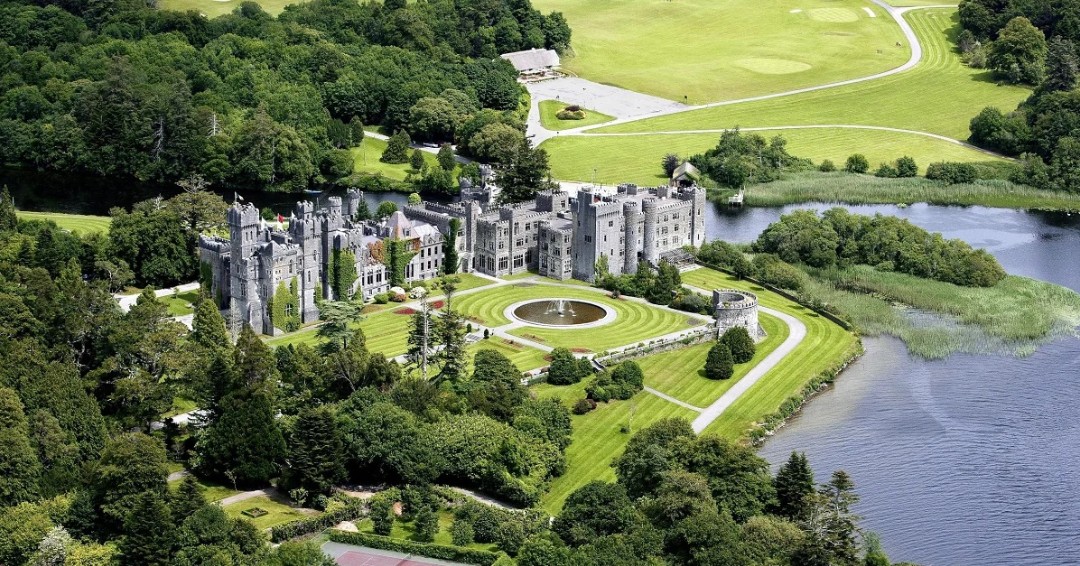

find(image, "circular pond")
[510,299,613,327]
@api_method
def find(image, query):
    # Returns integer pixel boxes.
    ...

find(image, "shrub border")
[328,530,501,565]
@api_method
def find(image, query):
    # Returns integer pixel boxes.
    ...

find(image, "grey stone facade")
[202,178,707,334]
[712,289,760,339]
[199,189,447,335]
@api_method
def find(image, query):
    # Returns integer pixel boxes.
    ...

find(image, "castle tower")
[228,203,265,334]
[291,201,321,323]
[642,197,659,266]
[345,189,362,220]
[690,186,706,248]
[622,201,639,275]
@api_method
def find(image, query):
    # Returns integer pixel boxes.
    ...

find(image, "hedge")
[328,530,502,566]
[270,497,366,542]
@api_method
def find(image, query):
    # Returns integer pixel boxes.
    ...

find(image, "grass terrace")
[468,339,550,373]
[16,210,112,234]
[168,476,241,504]
[638,312,788,408]
[355,510,500,552]
[538,100,614,131]
[532,0,907,103]
[162,290,201,317]
[453,283,704,352]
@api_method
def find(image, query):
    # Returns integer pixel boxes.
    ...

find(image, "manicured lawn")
[538,389,698,514]
[538,100,613,131]
[16,210,111,234]
[266,307,412,357]
[443,273,494,293]
[680,268,859,440]
[638,312,788,408]
[499,271,592,286]
[452,283,703,352]
[532,0,906,103]
[592,10,1030,141]
[222,495,318,530]
[350,136,448,182]
[162,290,201,317]
[158,0,303,17]
[163,396,197,419]
[543,129,1001,183]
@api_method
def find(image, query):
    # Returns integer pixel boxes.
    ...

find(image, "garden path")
[681,284,808,433]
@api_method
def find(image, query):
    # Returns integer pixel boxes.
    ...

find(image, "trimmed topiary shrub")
[705,342,734,380]
[720,326,756,364]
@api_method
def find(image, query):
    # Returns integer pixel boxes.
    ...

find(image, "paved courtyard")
[525,77,687,143]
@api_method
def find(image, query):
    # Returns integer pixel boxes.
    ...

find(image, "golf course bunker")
[737,58,812,75]
[808,7,859,22]
[509,299,615,328]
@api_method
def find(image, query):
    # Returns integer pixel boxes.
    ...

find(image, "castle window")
[608,220,614,227]
[585,235,592,243]
[285,303,294,317]
[499,257,509,271]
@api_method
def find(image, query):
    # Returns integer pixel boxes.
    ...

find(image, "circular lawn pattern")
[736,58,813,75]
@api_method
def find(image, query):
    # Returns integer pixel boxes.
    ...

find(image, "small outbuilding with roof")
[500,48,561,79]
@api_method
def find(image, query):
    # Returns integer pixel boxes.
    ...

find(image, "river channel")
[7,171,1079,565]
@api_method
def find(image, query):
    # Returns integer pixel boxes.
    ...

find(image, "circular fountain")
[508,298,615,327]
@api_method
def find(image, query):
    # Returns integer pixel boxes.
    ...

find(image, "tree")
[443,217,461,274]
[497,144,555,204]
[554,481,639,546]
[369,497,394,536]
[284,406,345,495]
[414,506,438,542]
[355,197,371,221]
[1044,36,1079,92]
[0,388,41,506]
[704,342,734,380]
[436,300,469,384]
[407,192,422,206]
[167,176,227,235]
[196,391,286,487]
[1050,136,1080,192]
[381,130,411,164]
[409,96,462,142]
[191,299,230,354]
[720,326,756,364]
[648,259,680,304]
[91,433,169,533]
[316,301,364,352]
[469,349,527,421]
[661,153,680,177]
[679,435,776,523]
[108,202,195,287]
[266,542,337,566]
[376,201,398,220]
[895,156,918,177]
[810,471,861,566]
[451,517,475,546]
[170,476,207,524]
[30,525,72,566]
[233,323,279,394]
[0,186,15,232]
[844,154,869,174]
[517,535,574,566]
[438,144,456,171]
[406,297,435,378]
[467,122,524,164]
[410,149,426,172]
[547,347,584,385]
[118,491,175,566]
[989,17,1048,85]
[773,451,815,522]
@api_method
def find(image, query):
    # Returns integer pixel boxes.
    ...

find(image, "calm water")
[11,170,1080,564]
[706,202,1080,566]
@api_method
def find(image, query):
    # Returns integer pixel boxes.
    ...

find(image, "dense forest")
[0,0,568,191]
[958,0,1080,192]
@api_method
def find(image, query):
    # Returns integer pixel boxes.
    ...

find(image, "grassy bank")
[16,210,112,234]
[532,0,906,103]
[803,265,1080,358]
[543,130,999,185]
[538,100,613,131]
[738,171,1080,211]
[350,136,446,182]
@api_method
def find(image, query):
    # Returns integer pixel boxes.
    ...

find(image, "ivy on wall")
[269,278,301,332]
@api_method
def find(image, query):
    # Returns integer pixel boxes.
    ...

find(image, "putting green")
[736,58,813,75]
[531,0,907,103]
[808,7,860,22]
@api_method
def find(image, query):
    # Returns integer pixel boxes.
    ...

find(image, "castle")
[199,180,707,335]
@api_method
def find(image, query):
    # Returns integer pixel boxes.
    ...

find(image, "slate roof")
[500,48,560,72]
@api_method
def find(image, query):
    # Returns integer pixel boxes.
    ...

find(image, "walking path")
[114,282,200,312]
[644,386,704,412]
[216,487,277,507]
[677,283,809,433]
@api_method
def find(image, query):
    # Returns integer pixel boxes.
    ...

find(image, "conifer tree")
[355,197,371,221]
[443,218,460,274]
[196,390,285,487]
[348,116,365,145]
[410,149,426,172]
[414,506,438,542]
[119,491,175,566]
[284,407,345,494]
[381,130,411,164]
[435,280,468,384]
[170,476,207,523]
[0,185,16,232]
[406,298,435,379]
[772,451,814,521]
[438,143,456,171]
[704,342,734,380]
[0,387,41,506]
[232,324,279,394]
[191,299,230,354]
[720,326,756,364]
